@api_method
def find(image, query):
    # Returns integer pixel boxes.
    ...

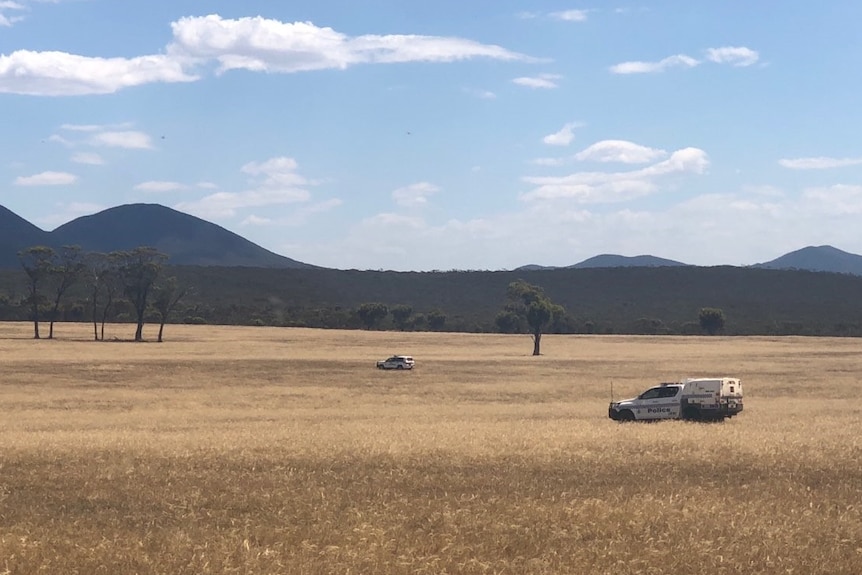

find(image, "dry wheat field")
[1,321,861,574]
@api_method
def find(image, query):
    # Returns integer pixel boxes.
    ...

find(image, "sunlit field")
[1,321,861,574]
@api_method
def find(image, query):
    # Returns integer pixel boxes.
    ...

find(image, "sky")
[2,1,862,271]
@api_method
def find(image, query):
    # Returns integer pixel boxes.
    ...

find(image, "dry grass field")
[1,321,861,574]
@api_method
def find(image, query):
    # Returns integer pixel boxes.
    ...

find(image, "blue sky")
[2,1,862,271]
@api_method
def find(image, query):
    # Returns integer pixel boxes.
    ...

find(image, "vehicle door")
[635,386,679,420]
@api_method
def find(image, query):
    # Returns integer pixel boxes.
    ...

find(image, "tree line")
[16,245,189,342]
[2,250,786,345]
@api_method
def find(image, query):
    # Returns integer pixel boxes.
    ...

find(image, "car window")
[660,386,680,398]
[640,388,662,400]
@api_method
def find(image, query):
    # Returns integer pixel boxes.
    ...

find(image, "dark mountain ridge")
[1,203,314,269]
[2,203,862,275]
[569,254,688,269]
[753,245,862,276]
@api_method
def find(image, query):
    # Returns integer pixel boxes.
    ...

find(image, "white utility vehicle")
[608,377,743,422]
[376,355,415,370]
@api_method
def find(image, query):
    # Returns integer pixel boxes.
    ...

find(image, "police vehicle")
[608,377,743,422]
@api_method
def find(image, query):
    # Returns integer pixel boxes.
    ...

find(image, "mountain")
[753,245,862,275]
[569,254,689,269]
[1,203,315,269]
[515,254,688,272]
[0,205,51,268]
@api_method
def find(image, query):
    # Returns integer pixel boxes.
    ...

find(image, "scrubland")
[1,321,861,574]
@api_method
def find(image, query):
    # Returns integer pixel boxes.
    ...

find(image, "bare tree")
[18,246,55,339]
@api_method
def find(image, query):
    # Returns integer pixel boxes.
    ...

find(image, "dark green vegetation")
[2,264,862,336]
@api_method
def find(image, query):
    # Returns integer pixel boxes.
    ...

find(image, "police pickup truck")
[608,377,743,422]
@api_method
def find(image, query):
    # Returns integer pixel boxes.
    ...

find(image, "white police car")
[376,355,415,370]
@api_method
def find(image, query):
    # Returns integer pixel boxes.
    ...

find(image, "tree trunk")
[532,331,542,356]
[135,320,144,342]
[49,300,60,339]
[158,321,165,343]
[31,298,40,339]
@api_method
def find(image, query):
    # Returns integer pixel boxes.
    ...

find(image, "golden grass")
[1,321,861,574]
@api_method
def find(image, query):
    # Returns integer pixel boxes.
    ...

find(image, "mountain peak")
[569,254,689,269]
[754,245,862,275]
[1,203,315,269]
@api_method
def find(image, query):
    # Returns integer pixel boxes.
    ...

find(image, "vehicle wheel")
[619,410,635,422]
[396,364,404,370]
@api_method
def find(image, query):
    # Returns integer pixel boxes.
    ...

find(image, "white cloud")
[14,171,78,186]
[610,54,700,74]
[362,213,425,229]
[134,181,189,192]
[574,140,667,164]
[280,198,344,226]
[70,152,104,165]
[0,50,197,96]
[392,182,440,207]
[521,147,708,203]
[196,181,218,189]
[543,122,578,146]
[1,15,527,96]
[801,185,862,215]
[47,134,70,146]
[0,1,24,27]
[168,15,530,74]
[464,87,497,99]
[705,46,759,67]
[90,131,153,149]
[778,156,862,170]
[241,157,308,188]
[639,147,709,176]
[34,201,107,230]
[62,122,133,132]
[240,215,273,226]
[551,10,588,21]
[176,189,311,219]
[291,178,862,271]
[176,156,314,219]
[512,73,562,89]
[531,157,567,167]
[611,47,760,75]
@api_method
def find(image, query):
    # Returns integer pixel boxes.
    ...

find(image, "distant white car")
[376,355,415,370]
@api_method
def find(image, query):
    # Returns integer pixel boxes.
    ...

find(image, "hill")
[0,206,51,268]
[754,245,862,275]
[569,254,689,269]
[0,203,315,269]
[516,254,689,271]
